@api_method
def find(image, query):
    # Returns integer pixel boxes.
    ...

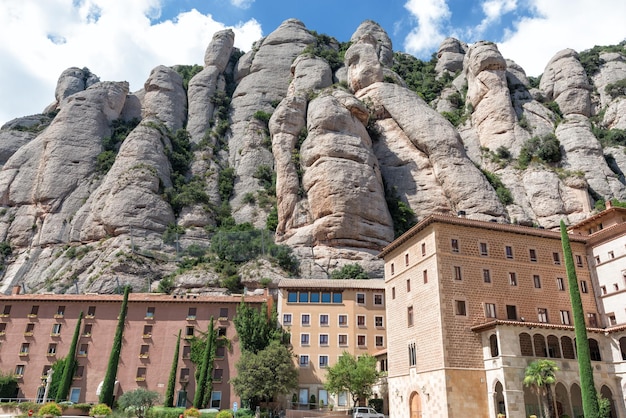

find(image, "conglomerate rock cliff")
[1,19,625,294]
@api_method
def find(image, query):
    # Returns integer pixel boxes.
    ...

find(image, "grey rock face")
[345,34,384,92]
[592,52,626,108]
[540,49,592,116]
[142,66,187,132]
[435,37,467,75]
[53,67,100,110]
[350,20,394,67]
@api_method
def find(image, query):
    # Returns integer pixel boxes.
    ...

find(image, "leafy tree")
[324,352,380,408]
[100,286,131,406]
[0,370,18,398]
[330,263,369,280]
[117,388,160,418]
[231,340,298,411]
[234,300,285,354]
[164,329,181,407]
[193,318,217,408]
[560,220,599,417]
[523,359,559,418]
[56,311,83,402]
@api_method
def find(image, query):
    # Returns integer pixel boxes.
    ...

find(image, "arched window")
[519,333,533,356]
[561,336,575,359]
[589,338,601,361]
[490,334,499,357]
[533,334,547,357]
[547,335,561,358]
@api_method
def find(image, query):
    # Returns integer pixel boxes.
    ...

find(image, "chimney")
[12,285,21,295]
[606,200,613,209]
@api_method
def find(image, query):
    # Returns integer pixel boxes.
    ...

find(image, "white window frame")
[283,313,292,325]
[373,293,384,306]
[356,293,365,305]
[300,333,310,346]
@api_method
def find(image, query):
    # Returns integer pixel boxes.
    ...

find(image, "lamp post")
[42,368,54,403]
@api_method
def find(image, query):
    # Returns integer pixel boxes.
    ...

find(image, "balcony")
[0,314,9,318]
[54,314,64,319]
[142,334,152,339]
[50,333,61,337]
[24,332,34,337]
[47,352,56,357]
[135,377,146,382]
[27,314,38,318]
[139,353,150,359]
[77,352,87,357]
[0,331,5,337]
[19,352,29,357]
[218,317,228,322]
[186,316,196,321]
[85,314,95,319]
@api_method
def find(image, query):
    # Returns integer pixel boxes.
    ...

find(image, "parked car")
[352,407,384,418]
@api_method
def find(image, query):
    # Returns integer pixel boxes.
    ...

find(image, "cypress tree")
[165,329,182,407]
[201,322,217,408]
[100,285,131,406]
[560,220,599,416]
[56,311,83,402]
[193,317,216,408]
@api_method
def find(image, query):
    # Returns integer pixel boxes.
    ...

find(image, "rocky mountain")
[1,19,625,294]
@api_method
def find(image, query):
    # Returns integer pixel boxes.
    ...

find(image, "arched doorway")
[409,392,422,418]
[523,385,541,417]
[600,385,617,418]
[494,381,505,416]
[554,382,571,418]
[570,383,583,418]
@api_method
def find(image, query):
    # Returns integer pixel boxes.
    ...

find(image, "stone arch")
[600,385,616,418]
[523,384,541,417]
[519,332,533,356]
[409,391,422,418]
[533,333,547,357]
[547,335,561,358]
[589,338,601,361]
[561,336,575,359]
[494,381,505,416]
[619,336,626,360]
[554,382,570,418]
[571,383,583,418]
[490,334,499,357]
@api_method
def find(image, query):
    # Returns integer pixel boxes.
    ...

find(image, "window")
[15,365,25,377]
[145,307,155,319]
[356,293,365,304]
[185,326,194,339]
[56,306,65,317]
[301,314,310,326]
[25,323,35,335]
[47,343,57,355]
[357,335,366,346]
[390,263,395,275]
[533,275,542,289]
[557,277,565,291]
[406,279,411,292]
[332,293,343,303]
[595,256,600,265]
[29,305,39,317]
[374,294,383,306]
[139,344,149,358]
[423,269,428,283]
[405,253,410,266]
[319,355,329,368]
[283,314,292,325]
[136,367,147,381]
[338,314,347,326]
[609,251,615,259]
[575,255,583,267]
[614,283,620,291]
[587,313,598,327]
[408,342,417,366]
[529,249,537,262]
[455,300,467,316]
[213,369,223,382]
[69,388,80,403]
[182,345,191,359]
[451,239,459,253]
[375,316,384,327]
[506,305,517,320]
[580,280,588,293]
[537,308,548,323]
[480,242,488,256]
[392,287,396,299]
[299,355,309,367]
[82,324,92,336]
[299,292,309,303]
[179,368,190,382]
[321,292,331,303]
[300,389,310,406]
[300,334,310,346]
[357,315,366,327]
[601,286,607,295]
[87,306,96,317]
[375,336,384,347]
[78,344,88,356]
[454,266,462,281]
[338,334,348,346]
[51,323,62,336]
[553,252,561,265]
[509,272,517,286]
[407,306,414,327]
[288,292,297,303]
[608,314,617,326]
[485,303,497,318]
[319,334,329,346]
[217,327,226,337]
[0,323,5,334]
[319,314,329,326]
[310,292,320,303]
[2,305,11,316]
[560,310,571,325]
[219,308,228,318]
[216,346,225,358]
[74,365,84,379]
[421,242,426,256]
[187,307,197,319]
[143,325,153,337]
[20,343,30,355]
[210,391,222,409]
[483,269,491,283]
[505,246,513,259]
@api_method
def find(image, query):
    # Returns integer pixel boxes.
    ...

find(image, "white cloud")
[0,0,262,126]
[230,0,255,9]
[474,0,517,36]
[402,0,451,56]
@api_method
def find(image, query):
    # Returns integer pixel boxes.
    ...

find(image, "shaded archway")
[494,381,505,416]
[600,385,616,418]
[571,383,583,418]
[547,335,561,358]
[589,338,601,361]
[519,332,533,356]
[409,391,422,418]
[554,382,571,418]
[523,384,541,417]
[533,333,547,357]
[561,336,575,359]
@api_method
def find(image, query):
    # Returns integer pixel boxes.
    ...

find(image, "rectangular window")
[87,306,96,317]
[319,355,329,368]
[601,286,607,295]
[20,343,29,355]
[609,250,615,259]
[213,369,223,382]
[56,306,65,317]
[421,242,426,256]
[2,305,11,316]
[587,313,598,327]
[356,293,365,304]
[139,345,150,358]
[25,323,35,335]
[182,346,191,359]
[78,344,88,356]
[533,275,542,289]
[455,300,467,316]
[216,346,225,358]
[560,310,571,325]
[509,272,517,286]
[451,239,459,253]
[483,269,491,283]
[310,292,320,303]
[319,314,329,326]
[454,266,462,281]
[375,336,384,347]
[187,307,197,319]
[485,303,497,318]
[553,252,561,265]
[408,342,417,366]
[300,334,310,346]
[557,277,565,291]
[332,293,343,303]
[575,255,583,267]
[319,334,329,346]
[69,388,80,403]
[301,314,310,326]
[609,314,617,326]
[407,306,414,327]
[406,279,411,292]
[82,324,92,337]
[299,355,309,367]
[390,263,395,275]
[48,343,57,355]
[283,314,292,325]
[580,280,588,293]
[505,246,514,259]
[529,249,537,262]
[338,314,347,326]
[405,253,410,266]
[506,305,517,320]
[338,334,348,346]
[538,308,548,323]
[145,307,155,318]
[423,269,428,283]
[143,325,153,337]
[51,323,62,336]
[29,305,39,317]
[136,367,147,380]
[480,242,488,256]
[357,315,366,327]
[210,392,222,409]
[185,326,194,339]
[287,292,297,303]
[74,365,84,379]
[299,292,309,303]
[374,294,383,306]
[321,292,331,303]
[375,316,384,327]
[180,368,190,382]
[15,364,25,377]
[595,255,600,265]
[0,323,5,334]
[392,287,396,299]
[357,335,366,346]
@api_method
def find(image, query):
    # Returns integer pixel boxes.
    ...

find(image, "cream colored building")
[379,214,625,418]
[277,279,387,411]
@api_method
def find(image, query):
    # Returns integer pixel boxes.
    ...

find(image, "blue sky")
[0,0,625,126]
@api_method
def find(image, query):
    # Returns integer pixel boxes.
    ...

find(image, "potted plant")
[89,403,112,417]
[38,402,62,418]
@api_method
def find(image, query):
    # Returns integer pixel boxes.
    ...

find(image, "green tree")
[324,352,380,408]
[234,300,281,354]
[164,329,181,407]
[47,359,67,401]
[560,220,599,417]
[56,311,83,401]
[0,370,18,398]
[523,359,559,418]
[230,340,298,411]
[193,318,217,408]
[117,388,159,418]
[330,263,369,280]
[100,286,131,406]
